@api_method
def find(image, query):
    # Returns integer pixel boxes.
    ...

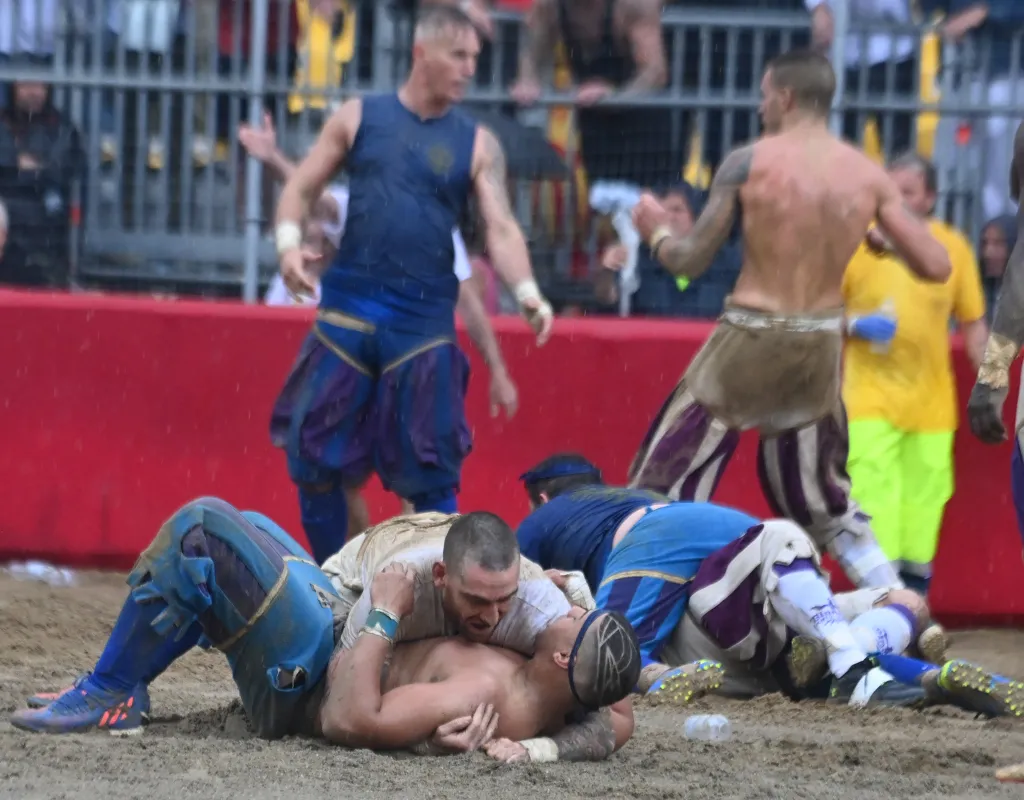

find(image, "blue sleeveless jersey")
[516,485,670,591]
[321,93,477,336]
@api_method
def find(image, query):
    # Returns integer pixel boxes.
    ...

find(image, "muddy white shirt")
[330,513,571,656]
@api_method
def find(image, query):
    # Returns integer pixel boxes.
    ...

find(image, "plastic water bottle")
[869,297,897,355]
[684,714,732,742]
[3,561,77,587]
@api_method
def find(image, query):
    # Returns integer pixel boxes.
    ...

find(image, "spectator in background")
[594,181,740,318]
[511,0,671,316]
[980,214,1017,321]
[920,0,1024,220]
[841,152,987,596]
[0,76,82,287]
[511,0,672,188]
[807,0,917,157]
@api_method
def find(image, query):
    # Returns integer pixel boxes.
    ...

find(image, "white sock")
[849,606,914,656]
[773,569,867,678]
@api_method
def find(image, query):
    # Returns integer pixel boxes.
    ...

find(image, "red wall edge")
[1,289,1021,626]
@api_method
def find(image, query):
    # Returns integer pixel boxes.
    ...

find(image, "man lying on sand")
[514,454,1024,718]
[13,498,640,761]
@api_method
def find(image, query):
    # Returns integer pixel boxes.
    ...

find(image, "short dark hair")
[766,49,836,116]
[888,151,938,194]
[520,453,603,506]
[443,511,519,575]
[414,4,476,41]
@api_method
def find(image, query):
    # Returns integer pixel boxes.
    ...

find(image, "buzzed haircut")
[567,611,642,710]
[889,151,938,194]
[766,49,836,116]
[443,511,520,575]
[414,4,476,43]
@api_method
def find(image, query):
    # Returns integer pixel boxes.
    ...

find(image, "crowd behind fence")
[0,0,1020,316]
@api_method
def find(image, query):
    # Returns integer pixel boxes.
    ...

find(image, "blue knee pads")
[128,497,341,738]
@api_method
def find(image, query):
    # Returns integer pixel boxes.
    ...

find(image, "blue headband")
[567,610,604,710]
[519,462,601,484]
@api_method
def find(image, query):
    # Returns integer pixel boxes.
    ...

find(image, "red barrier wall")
[1,289,1021,625]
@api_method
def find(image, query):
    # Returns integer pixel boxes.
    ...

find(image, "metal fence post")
[829,0,849,137]
[241,0,271,303]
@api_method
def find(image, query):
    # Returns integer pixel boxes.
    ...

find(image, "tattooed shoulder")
[713,145,754,191]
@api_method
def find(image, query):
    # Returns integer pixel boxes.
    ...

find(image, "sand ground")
[1,570,1022,800]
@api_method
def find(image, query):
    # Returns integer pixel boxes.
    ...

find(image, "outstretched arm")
[618,0,667,96]
[276,99,359,239]
[472,126,553,345]
[485,699,634,763]
[636,146,752,279]
[512,0,558,94]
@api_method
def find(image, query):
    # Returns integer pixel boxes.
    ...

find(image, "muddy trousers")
[628,387,903,591]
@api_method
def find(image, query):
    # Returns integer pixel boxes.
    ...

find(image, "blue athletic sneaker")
[11,678,147,736]
[930,659,1024,718]
[645,660,725,707]
[26,676,151,719]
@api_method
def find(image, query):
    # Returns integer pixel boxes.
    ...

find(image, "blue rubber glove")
[847,314,897,344]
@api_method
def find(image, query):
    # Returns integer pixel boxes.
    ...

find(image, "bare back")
[383,638,556,740]
[730,130,883,314]
[385,638,523,690]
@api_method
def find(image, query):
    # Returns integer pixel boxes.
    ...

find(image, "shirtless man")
[629,49,952,609]
[964,121,1024,787]
[323,562,640,758]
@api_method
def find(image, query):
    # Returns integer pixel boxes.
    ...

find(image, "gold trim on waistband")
[317,308,376,334]
[382,336,454,374]
[721,302,845,333]
[312,323,373,376]
[599,570,692,588]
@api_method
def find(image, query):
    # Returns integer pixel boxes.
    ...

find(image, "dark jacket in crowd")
[0,97,82,287]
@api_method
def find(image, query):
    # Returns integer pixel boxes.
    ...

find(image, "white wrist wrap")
[513,279,542,307]
[276,221,302,256]
[520,737,559,763]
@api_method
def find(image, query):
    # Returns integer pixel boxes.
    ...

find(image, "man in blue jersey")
[271,5,554,564]
[516,454,1024,717]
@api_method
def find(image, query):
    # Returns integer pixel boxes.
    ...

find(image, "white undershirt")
[265,185,472,307]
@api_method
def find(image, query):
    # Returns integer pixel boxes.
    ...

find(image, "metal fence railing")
[0,0,1019,306]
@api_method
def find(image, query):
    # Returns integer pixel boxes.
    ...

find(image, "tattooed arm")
[618,0,667,95]
[966,122,1024,444]
[551,700,634,762]
[484,700,635,764]
[513,0,558,95]
[634,146,751,279]
[472,126,533,287]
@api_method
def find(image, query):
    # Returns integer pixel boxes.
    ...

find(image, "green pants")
[847,419,954,579]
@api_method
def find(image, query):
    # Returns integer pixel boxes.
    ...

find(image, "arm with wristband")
[471,126,554,346]
[967,124,1024,444]
[634,146,752,279]
[319,563,499,750]
[484,698,635,763]
[275,99,361,300]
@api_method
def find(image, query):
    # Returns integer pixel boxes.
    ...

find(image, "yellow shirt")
[841,219,985,432]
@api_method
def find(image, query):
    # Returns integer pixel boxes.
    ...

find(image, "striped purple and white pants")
[629,307,902,590]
